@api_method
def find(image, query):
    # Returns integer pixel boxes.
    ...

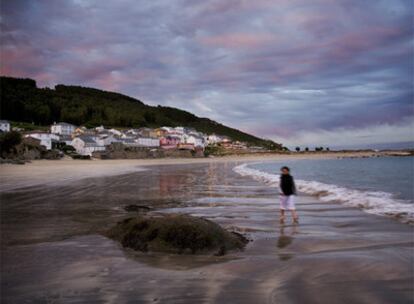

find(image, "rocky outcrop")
[1,137,62,163]
[107,214,248,255]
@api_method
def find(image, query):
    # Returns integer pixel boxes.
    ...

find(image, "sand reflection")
[277,224,298,261]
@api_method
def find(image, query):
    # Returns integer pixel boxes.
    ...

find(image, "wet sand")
[1,162,413,303]
[0,151,382,191]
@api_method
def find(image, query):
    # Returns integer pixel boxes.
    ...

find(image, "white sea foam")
[234,163,414,223]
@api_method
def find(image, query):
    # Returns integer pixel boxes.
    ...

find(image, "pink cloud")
[325,26,406,61]
[199,32,276,49]
[0,47,45,76]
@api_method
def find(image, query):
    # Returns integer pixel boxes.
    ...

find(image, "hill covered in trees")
[0,76,282,149]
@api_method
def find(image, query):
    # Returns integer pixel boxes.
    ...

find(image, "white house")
[206,134,228,145]
[136,137,160,147]
[95,125,105,132]
[0,120,10,132]
[161,126,174,133]
[51,122,76,136]
[108,128,122,136]
[95,134,119,146]
[173,126,185,135]
[206,134,220,145]
[24,132,59,150]
[125,129,139,136]
[119,138,140,147]
[185,134,205,148]
[71,136,105,156]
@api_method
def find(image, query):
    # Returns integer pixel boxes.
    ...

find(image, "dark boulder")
[107,214,248,255]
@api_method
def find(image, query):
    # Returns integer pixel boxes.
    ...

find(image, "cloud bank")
[1,0,413,147]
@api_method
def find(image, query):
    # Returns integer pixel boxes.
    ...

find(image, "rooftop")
[76,135,98,144]
[53,122,76,127]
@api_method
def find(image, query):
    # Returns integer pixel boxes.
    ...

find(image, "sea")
[234,156,414,223]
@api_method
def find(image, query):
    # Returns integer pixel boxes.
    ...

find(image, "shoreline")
[1,158,413,303]
[0,151,411,192]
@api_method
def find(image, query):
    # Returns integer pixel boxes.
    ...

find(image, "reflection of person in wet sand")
[277,225,298,261]
[279,166,299,224]
[277,225,298,248]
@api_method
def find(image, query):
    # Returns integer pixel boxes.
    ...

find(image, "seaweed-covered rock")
[107,214,248,255]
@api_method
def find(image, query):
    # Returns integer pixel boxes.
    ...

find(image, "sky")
[1,0,413,149]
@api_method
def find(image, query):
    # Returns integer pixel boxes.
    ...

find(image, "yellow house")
[154,128,168,138]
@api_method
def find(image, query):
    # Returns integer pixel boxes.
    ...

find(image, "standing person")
[279,166,299,224]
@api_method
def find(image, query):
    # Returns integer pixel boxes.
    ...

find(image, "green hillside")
[0,76,281,149]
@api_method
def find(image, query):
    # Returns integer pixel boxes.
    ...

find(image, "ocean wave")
[234,163,414,224]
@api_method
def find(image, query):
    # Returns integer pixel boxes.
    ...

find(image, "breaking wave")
[234,163,414,224]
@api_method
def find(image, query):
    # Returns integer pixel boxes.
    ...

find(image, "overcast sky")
[1,0,413,148]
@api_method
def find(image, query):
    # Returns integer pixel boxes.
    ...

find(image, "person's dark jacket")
[280,174,296,195]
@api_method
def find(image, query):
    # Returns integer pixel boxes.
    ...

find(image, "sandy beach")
[1,155,413,303]
[0,151,388,191]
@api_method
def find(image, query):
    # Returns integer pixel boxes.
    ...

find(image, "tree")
[0,131,22,156]
[295,146,300,152]
[144,111,156,124]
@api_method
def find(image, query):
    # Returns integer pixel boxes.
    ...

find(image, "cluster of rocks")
[1,137,62,164]
[93,142,204,159]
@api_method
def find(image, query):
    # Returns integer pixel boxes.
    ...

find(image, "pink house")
[160,135,180,149]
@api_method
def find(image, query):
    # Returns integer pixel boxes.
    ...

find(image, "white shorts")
[280,195,295,210]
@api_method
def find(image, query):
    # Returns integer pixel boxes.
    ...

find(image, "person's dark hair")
[281,166,290,172]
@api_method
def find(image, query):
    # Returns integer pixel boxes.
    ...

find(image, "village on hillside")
[0,120,268,160]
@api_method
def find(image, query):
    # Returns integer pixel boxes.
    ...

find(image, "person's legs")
[291,209,299,223]
[280,209,286,223]
[280,195,288,223]
[286,195,299,223]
